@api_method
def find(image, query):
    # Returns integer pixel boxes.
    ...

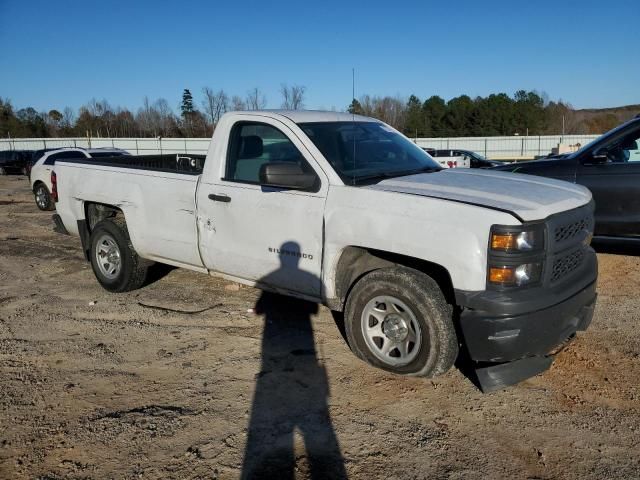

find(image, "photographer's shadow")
[241,242,347,479]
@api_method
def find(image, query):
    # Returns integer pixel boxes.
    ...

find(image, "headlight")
[488,223,546,289]
[488,262,542,286]
[490,229,542,252]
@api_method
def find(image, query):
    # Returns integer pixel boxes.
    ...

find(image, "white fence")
[0,137,212,156]
[0,134,599,159]
[414,134,598,159]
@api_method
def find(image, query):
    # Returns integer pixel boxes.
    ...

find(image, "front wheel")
[344,267,458,377]
[89,217,150,292]
[34,184,54,211]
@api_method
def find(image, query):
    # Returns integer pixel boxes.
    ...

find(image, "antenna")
[352,68,355,107]
[352,68,356,186]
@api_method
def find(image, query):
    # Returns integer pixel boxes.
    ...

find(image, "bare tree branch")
[281,84,306,110]
[245,87,266,110]
[201,88,229,127]
[231,95,246,111]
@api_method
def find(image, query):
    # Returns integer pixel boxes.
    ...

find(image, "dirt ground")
[0,174,639,480]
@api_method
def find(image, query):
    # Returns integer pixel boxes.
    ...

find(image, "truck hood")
[366,168,591,222]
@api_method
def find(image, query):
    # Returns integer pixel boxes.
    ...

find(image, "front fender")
[322,186,521,301]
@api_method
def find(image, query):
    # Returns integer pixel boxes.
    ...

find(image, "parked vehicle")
[25,148,60,179]
[425,149,504,169]
[422,149,470,168]
[52,111,597,391]
[421,147,436,156]
[455,149,504,168]
[493,115,640,239]
[30,148,130,210]
[0,150,32,175]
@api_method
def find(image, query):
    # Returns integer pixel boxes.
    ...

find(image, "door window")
[226,122,310,184]
[597,129,640,163]
[44,151,87,165]
[624,135,640,162]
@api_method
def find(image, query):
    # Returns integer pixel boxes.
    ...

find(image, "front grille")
[551,248,585,283]
[554,216,590,243]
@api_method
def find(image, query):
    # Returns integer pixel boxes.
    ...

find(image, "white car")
[30,148,129,210]
[422,148,471,169]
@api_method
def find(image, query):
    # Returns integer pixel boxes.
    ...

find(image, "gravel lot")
[0,174,639,479]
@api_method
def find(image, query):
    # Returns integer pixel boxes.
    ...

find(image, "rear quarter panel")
[56,163,204,269]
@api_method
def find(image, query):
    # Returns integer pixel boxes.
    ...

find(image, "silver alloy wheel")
[95,233,122,280]
[35,186,48,209]
[361,295,422,366]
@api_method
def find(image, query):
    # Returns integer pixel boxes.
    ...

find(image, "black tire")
[33,183,54,211]
[89,217,149,292]
[344,266,458,377]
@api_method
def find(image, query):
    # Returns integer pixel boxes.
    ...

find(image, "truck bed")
[55,153,207,269]
[61,153,206,175]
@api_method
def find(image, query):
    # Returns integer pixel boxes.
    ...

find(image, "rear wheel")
[34,184,54,211]
[344,267,458,377]
[89,217,149,292]
[0,167,6,175]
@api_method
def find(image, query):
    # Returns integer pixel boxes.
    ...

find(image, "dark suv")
[0,150,32,175]
[494,115,640,239]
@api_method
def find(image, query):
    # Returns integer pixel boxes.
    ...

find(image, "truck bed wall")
[55,162,205,270]
[61,154,206,175]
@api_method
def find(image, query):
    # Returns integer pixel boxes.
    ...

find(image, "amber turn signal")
[491,233,516,250]
[490,229,539,251]
[489,266,515,284]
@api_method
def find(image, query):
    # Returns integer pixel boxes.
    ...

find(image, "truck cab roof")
[235,110,377,124]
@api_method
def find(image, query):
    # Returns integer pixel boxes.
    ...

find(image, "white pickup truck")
[52,111,598,391]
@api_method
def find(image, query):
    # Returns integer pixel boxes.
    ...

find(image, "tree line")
[348,91,628,137]
[0,84,305,139]
[0,86,630,140]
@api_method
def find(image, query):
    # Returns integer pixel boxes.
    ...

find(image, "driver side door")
[576,127,640,236]
[196,118,327,298]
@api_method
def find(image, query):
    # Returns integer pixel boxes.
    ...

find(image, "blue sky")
[1,0,638,113]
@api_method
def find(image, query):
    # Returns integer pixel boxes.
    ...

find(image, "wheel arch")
[78,202,124,261]
[330,246,455,312]
[88,211,150,293]
[32,180,46,193]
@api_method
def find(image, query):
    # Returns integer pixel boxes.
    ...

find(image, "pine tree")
[347,98,363,115]
[181,89,194,119]
[405,95,423,137]
[422,96,447,137]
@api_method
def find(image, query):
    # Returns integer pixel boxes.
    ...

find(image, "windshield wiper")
[350,166,441,185]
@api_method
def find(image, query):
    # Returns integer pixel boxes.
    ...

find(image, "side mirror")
[589,150,610,165]
[259,162,318,191]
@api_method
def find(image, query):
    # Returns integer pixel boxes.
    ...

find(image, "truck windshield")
[298,121,442,184]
